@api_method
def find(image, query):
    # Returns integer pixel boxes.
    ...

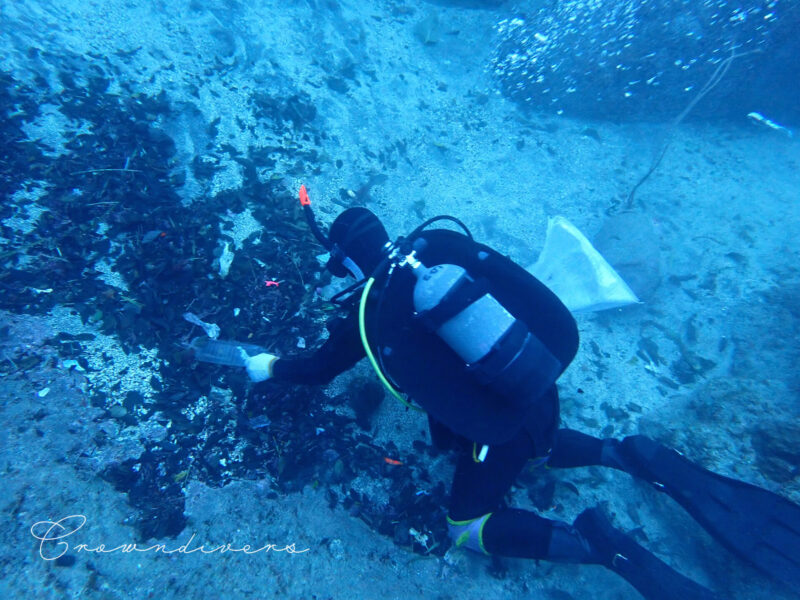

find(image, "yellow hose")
[358,278,422,412]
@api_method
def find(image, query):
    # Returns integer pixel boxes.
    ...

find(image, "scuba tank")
[411,253,563,400]
[412,262,514,364]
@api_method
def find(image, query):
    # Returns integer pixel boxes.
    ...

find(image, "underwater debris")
[747,111,793,137]
[141,229,165,244]
[109,404,128,418]
[414,12,442,45]
[183,312,221,339]
[218,241,234,278]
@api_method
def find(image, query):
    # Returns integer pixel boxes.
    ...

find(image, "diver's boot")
[573,507,718,600]
[600,435,651,477]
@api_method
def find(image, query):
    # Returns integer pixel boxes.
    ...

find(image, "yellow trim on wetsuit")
[472,442,490,463]
[358,277,423,412]
[447,513,492,555]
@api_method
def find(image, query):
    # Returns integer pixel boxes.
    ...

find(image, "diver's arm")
[267,311,365,385]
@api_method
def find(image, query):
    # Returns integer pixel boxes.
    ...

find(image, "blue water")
[493,0,800,122]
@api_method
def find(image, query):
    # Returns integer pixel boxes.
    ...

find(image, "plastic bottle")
[190,338,268,367]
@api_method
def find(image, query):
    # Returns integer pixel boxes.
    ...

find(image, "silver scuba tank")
[412,263,515,364]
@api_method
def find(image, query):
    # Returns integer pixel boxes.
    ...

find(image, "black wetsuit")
[272,229,607,558]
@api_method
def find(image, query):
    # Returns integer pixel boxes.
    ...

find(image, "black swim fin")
[615,435,800,588]
[574,507,719,600]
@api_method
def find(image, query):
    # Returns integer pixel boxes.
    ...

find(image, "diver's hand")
[239,349,278,382]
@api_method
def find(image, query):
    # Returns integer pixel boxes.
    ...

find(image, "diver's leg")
[449,507,716,599]
[448,507,717,599]
[548,429,658,475]
[475,507,592,560]
[548,428,606,468]
[447,432,717,599]
[447,428,536,523]
[447,430,593,560]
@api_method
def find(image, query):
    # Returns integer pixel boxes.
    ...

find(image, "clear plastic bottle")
[190,338,268,367]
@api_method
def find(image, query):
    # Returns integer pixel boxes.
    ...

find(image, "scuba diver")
[193,186,800,599]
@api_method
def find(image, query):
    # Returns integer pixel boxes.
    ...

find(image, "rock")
[751,423,800,483]
[346,378,385,431]
[55,554,76,567]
